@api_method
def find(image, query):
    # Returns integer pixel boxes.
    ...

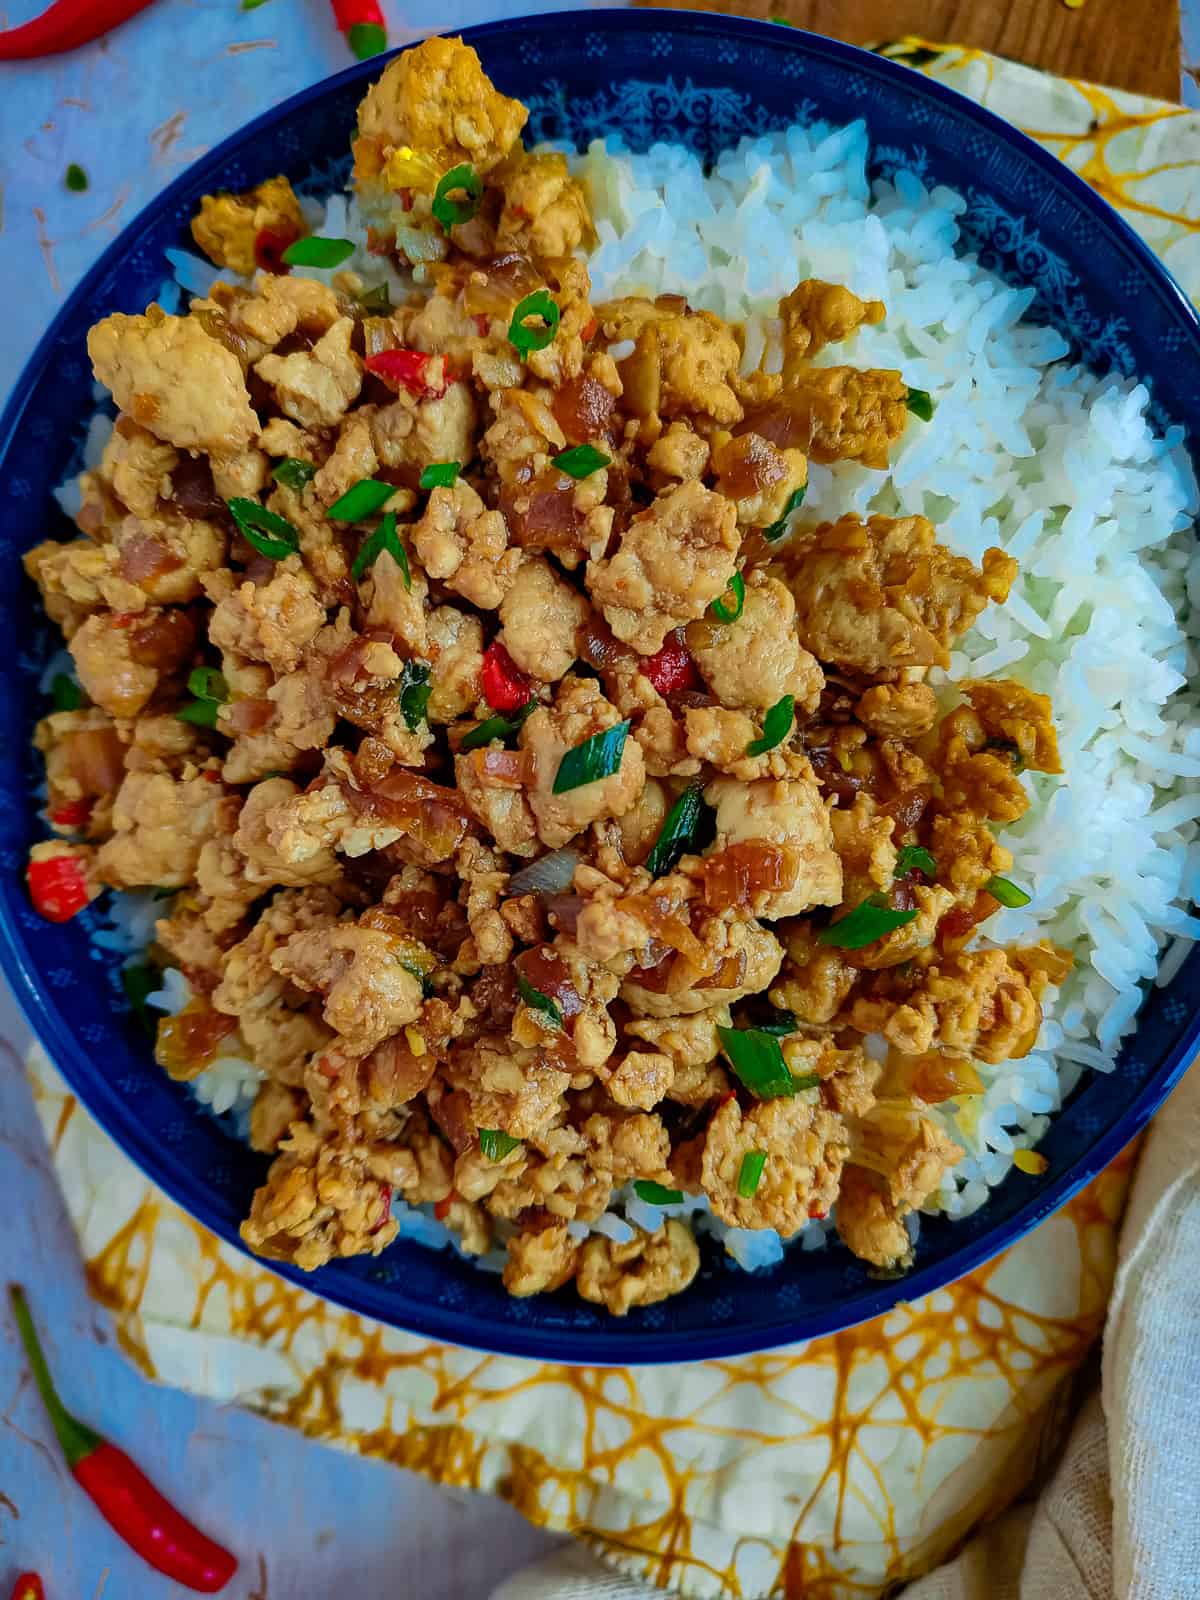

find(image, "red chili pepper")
[329,0,387,60]
[9,1287,237,1593]
[482,641,533,714]
[9,1576,45,1600]
[364,348,448,399]
[0,0,154,59]
[641,629,699,697]
[434,1191,456,1221]
[253,226,300,275]
[27,853,90,923]
[368,1183,392,1234]
[48,797,92,828]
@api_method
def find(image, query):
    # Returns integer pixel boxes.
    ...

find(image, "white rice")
[89,113,1198,1272]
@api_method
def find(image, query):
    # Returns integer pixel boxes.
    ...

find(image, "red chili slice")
[481,641,533,714]
[253,226,299,274]
[27,854,90,923]
[49,798,92,828]
[641,629,699,696]
[365,348,448,399]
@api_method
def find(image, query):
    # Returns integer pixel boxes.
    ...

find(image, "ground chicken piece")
[234,777,341,888]
[710,432,809,530]
[701,764,842,919]
[411,479,520,609]
[220,668,339,785]
[208,565,326,674]
[499,557,590,682]
[35,708,127,831]
[242,1000,333,1087]
[255,316,363,429]
[934,705,1031,824]
[520,676,645,849]
[370,381,477,477]
[481,391,610,571]
[683,706,780,779]
[835,1164,910,1270]
[426,605,484,723]
[270,921,426,1057]
[88,309,259,455]
[364,547,430,659]
[778,366,908,469]
[600,1051,675,1111]
[212,887,343,1016]
[847,884,956,973]
[856,681,939,739]
[626,1006,731,1071]
[264,772,408,866]
[588,481,740,655]
[686,571,823,717]
[458,837,512,966]
[617,906,785,1018]
[69,607,194,718]
[582,1111,673,1186]
[849,946,1049,1061]
[249,1080,308,1155]
[576,1219,699,1315]
[96,769,235,890]
[837,1109,963,1268]
[28,515,224,618]
[241,1121,397,1269]
[448,1037,570,1141]
[645,420,710,484]
[23,541,100,637]
[788,515,1017,674]
[701,1089,849,1234]
[455,746,540,858]
[927,809,1013,906]
[354,34,526,181]
[770,922,859,1025]
[495,149,592,261]
[960,679,1062,774]
[313,411,379,508]
[212,275,343,359]
[154,904,232,993]
[511,940,620,1071]
[502,1222,580,1297]
[778,278,886,376]
[100,416,178,518]
[211,447,271,502]
[614,777,670,868]
[829,793,897,908]
[605,298,743,428]
[191,175,306,276]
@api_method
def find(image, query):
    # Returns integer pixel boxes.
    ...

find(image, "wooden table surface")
[642,0,1183,100]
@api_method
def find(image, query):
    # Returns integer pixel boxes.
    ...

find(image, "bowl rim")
[2,8,1199,1365]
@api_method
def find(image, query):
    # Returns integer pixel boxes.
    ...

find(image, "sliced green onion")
[281,235,355,270]
[348,21,387,59]
[508,290,560,359]
[241,0,271,10]
[818,895,918,950]
[746,694,794,757]
[553,444,611,480]
[762,484,806,543]
[187,666,228,704]
[479,1128,522,1162]
[351,511,409,584]
[717,1025,818,1099]
[432,164,483,231]
[906,387,935,421]
[358,282,393,314]
[419,461,461,490]
[327,477,398,523]
[122,962,164,1037]
[176,700,220,729]
[985,874,1032,908]
[895,844,936,878]
[227,497,299,560]
[552,720,630,794]
[737,1151,767,1198]
[645,784,706,879]
[272,457,316,491]
[709,570,745,623]
[50,674,83,712]
[398,659,432,732]
[517,972,563,1029]
[633,1180,683,1206]
[756,1009,798,1037]
[459,700,537,753]
[64,163,88,192]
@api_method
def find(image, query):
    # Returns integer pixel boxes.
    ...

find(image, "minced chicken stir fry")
[24,37,1071,1313]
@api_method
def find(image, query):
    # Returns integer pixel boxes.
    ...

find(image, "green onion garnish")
[717,1025,818,1099]
[479,1128,522,1162]
[64,164,88,192]
[818,895,919,950]
[895,845,936,878]
[553,444,611,480]
[398,660,432,732]
[431,164,483,231]
[351,511,409,584]
[985,874,1032,908]
[281,236,355,270]
[552,720,630,794]
[762,485,806,543]
[50,674,83,712]
[241,0,271,10]
[227,497,300,560]
[419,461,461,490]
[709,570,745,623]
[737,1151,767,1198]
[348,21,387,59]
[906,388,935,421]
[746,694,794,757]
[459,700,537,753]
[508,290,560,359]
[645,783,706,879]
[633,1180,683,1206]
[187,666,228,704]
[756,1010,798,1037]
[121,962,164,1037]
[327,477,398,522]
[358,282,393,314]
[272,457,316,491]
[517,973,563,1029]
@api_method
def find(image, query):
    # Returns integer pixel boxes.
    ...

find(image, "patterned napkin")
[24,41,1200,1600]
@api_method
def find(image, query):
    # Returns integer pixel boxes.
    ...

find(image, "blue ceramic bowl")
[2,11,1198,1364]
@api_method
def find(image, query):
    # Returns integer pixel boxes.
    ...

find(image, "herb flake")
[508,290,560,359]
[986,874,1032,908]
[818,895,918,950]
[479,1128,522,1162]
[709,569,745,623]
[398,659,432,731]
[432,164,483,231]
[327,477,398,523]
[517,973,563,1029]
[227,497,300,560]
[419,461,462,490]
[895,845,937,878]
[553,444,611,480]
[737,1151,767,1198]
[281,235,355,270]
[50,674,83,712]
[717,1025,819,1100]
[645,784,706,879]
[459,700,537,753]
[633,1180,684,1206]
[746,694,794,757]
[906,387,935,421]
[64,163,88,192]
[762,485,806,543]
[351,511,409,584]
[122,962,164,1037]
[272,457,316,491]
[552,720,630,794]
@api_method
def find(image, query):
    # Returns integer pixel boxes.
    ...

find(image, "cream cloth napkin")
[494,1060,1200,1600]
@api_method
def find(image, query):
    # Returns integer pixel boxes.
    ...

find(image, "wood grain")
[637,0,1182,101]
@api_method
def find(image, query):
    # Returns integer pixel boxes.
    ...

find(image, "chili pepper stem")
[9,1283,102,1468]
